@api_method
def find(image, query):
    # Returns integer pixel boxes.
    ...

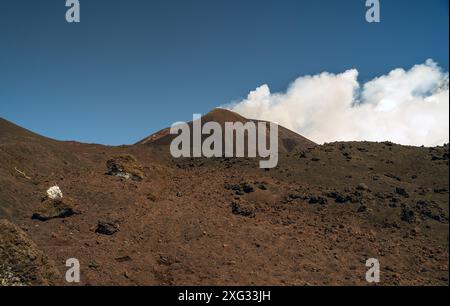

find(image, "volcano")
[0,111,448,286]
[136,108,317,154]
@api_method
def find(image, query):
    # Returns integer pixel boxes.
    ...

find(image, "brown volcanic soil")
[0,109,448,286]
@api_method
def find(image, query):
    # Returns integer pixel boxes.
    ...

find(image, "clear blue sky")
[0,0,448,145]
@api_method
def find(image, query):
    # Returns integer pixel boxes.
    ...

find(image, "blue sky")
[0,0,448,145]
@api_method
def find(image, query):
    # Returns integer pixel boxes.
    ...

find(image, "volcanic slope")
[0,110,448,285]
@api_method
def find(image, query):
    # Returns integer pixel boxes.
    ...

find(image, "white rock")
[47,186,63,200]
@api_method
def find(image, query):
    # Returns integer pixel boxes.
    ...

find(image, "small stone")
[242,183,254,194]
[395,187,409,197]
[257,183,267,190]
[357,183,369,191]
[400,207,416,223]
[357,205,368,213]
[95,221,119,235]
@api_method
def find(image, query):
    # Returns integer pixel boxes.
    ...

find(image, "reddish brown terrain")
[0,109,448,286]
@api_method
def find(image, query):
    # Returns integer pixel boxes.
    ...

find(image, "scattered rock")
[431,153,448,161]
[298,151,307,158]
[96,221,119,235]
[146,192,157,202]
[433,188,448,194]
[256,182,267,190]
[411,227,421,236]
[401,206,416,223]
[287,193,303,201]
[395,187,409,198]
[357,205,368,213]
[385,173,401,181]
[88,261,100,270]
[327,191,352,203]
[231,202,256,218]
[242,183,254,194]
[356,183,369,191]
[225,182,255,195]
[342,152,352,161]
[115,256,132,263]
[415,200,448,223]
[308,196,327,205]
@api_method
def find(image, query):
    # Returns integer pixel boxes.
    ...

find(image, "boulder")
[32,197,79,221]
[106,155,144,181]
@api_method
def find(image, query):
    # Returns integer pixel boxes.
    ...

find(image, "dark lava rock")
[401,207,416,223]
[351,191,364,203]
[299,151,307,158]
[308,196,327,205]
[115,256,132,263]
[433,188,448,194]
[257,183,267,190]
[395,187,409,198]
[225,183,244,195]
[327,191,352,203]
[415,200,449,223]
[287,193,304,201]
[357,205,368,213]
[431,154,448,161]
[385,173,401,181]
[32,197,78,221]
[231,202,256,218]
[225,182,255,194]
[242,183,255,194]
[96,221,119,235]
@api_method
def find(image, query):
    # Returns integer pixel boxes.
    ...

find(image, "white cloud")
[226,60,449,147]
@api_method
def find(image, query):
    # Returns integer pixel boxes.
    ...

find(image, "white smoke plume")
[226,59,449,147]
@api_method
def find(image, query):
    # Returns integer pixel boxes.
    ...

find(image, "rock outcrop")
[106,155,144,181]
[0,219,60,285]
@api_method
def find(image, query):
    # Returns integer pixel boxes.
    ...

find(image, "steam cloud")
[226,60,449,147]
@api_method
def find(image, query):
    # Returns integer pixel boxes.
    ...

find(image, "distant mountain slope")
[0,118,51,143]
[135,108,317,153]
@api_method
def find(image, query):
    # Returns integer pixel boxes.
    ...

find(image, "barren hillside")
[0,110,448,285]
